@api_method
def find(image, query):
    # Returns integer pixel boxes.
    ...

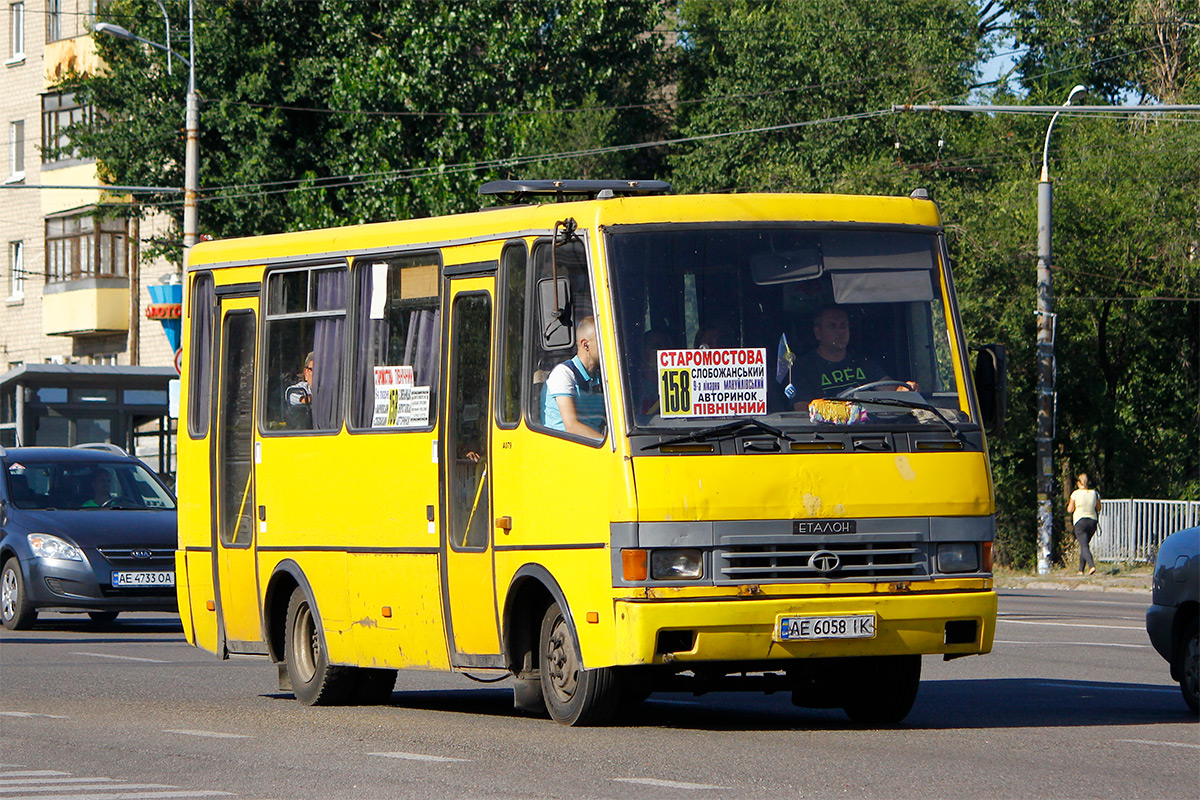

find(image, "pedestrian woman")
[1067,473,1102,575]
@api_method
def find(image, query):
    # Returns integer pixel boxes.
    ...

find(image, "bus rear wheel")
[841,654,921,725]
[538,601,620,726]
[284,589,352,705]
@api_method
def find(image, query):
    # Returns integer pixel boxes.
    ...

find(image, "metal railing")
[1092,499,1200,563]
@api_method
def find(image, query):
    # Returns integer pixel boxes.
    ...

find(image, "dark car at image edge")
[1146,525,1199,715]
[0,445,178,629]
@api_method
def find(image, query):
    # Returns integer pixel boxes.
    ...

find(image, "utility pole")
[1035,85,1085,574]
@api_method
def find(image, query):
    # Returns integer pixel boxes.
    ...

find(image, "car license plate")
[112,571,174,587]
[776,614,875,641]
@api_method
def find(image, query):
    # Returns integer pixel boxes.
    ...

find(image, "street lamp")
[1035,84,1086,575]
[95,0,198,261]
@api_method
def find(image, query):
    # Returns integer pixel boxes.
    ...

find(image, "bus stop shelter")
[0,364,177,477]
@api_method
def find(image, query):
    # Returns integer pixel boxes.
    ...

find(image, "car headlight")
[937,543,979,574]
[650,549,703,580]
[28,533,85,562]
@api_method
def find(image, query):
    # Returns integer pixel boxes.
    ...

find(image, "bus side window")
[262,265,347,434]
[350,253,441,430]
[187,272,215,439]
[496,242,527,428]
[526,238,603,438]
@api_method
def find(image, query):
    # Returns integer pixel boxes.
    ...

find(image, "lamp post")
[1035,84,1085,575]
[95,0,197,261]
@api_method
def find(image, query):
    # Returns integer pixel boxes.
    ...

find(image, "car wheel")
[283,588,351,705]
[1,558,36,631]
[88,611,120,624]
[538,601,620,726]
[841,655,922,725]
[1179,626,1199,715]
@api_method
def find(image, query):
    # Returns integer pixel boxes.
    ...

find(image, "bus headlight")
[937,543,979,574]
[650,549,703,580]
[28,533,84,561]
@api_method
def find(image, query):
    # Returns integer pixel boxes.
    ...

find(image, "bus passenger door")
[213,299,263,649]
[440,278,502,661]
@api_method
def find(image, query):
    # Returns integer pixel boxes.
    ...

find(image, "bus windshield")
[607,225,971,432]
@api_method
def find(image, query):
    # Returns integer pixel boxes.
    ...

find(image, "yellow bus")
[177,180,1006,725]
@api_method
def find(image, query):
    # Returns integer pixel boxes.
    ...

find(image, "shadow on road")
[278,677,1194,731]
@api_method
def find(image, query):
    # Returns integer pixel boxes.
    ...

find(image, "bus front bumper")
[612,589,997,666]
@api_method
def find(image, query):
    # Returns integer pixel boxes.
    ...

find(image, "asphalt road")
[1,589,1196,800]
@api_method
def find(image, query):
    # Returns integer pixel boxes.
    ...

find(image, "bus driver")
[542,316,605,439]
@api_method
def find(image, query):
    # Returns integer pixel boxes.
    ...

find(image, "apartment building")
[2,2,176,458]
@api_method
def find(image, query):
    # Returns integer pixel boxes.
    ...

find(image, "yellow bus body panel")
[614,590,997,664]
[631,451,994,522]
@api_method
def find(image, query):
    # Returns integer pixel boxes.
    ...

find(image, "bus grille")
[715,535,930,583]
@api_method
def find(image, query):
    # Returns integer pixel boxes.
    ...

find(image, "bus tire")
[350,668,397,705]
[284,588,352,705]
[841,654,921,725]
[538,601,620,726]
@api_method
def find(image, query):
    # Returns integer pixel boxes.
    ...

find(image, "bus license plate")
[112,571,174,587]
[776,614,875,641]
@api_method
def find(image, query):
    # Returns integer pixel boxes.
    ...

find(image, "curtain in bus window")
[311,270,345,430]
[188,274,215,437]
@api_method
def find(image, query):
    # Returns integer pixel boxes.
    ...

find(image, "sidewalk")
[994,564,1153,594]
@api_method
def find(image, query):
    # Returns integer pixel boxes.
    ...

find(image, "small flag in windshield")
[776,334,796,401]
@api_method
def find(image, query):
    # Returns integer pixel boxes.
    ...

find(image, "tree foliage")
[67,0,670,256]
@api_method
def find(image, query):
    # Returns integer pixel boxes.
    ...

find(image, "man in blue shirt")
[542,316,605,438]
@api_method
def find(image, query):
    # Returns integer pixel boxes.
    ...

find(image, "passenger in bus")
[792,306,915,408]
[285,352,314,406]
[542,316,605,438]
[638,328,672,415]
[693,322,735,350]
[283,352,314,429]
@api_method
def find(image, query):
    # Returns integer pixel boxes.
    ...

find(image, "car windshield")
[4,460,176,510]
[607,225,972,432]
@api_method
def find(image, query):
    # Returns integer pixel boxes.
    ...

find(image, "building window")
[46,0,59,42]
[8,120,23,181]
[45,213,127,283]
[7,240,23,299]
[9,2,24,60]
[42,92,92,165]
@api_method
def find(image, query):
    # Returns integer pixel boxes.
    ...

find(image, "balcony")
[42,278,129,337]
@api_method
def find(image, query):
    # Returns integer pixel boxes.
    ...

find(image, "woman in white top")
[1067,473,1102,575]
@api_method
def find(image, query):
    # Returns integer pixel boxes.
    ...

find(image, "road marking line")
[72,652,169,664]
[1033,681,1177,694]
[0,786,172,795]
[994,639,1149,649]
[997,619,1143,631]
[367,752,467,763]
[1,792,232,799]
[0,712,69,719]
[162,730,250,739]
[1115,739,1200,750]
[0,779,114,787]
[613,778,727,790]
[0,774,69,779]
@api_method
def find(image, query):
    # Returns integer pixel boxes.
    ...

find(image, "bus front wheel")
[841,654,921,725]
[284,589,352,705]
[538,602,620,726]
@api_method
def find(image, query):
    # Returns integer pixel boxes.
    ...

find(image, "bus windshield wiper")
[641,418,794,451]
[833,393,969,445]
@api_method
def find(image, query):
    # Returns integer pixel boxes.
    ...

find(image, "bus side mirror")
[537,277,573,350]
[973,344,1007,434]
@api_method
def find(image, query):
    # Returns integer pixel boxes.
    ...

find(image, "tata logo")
[808,550,841,574]
[131,549,153,559]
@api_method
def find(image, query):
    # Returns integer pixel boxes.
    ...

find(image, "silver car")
[1146,526,1199,714]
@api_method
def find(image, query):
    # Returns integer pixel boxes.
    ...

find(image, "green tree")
[65,0,670,259]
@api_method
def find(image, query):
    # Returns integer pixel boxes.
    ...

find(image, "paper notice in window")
[369,263,389,320]
[372,365,414,427]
